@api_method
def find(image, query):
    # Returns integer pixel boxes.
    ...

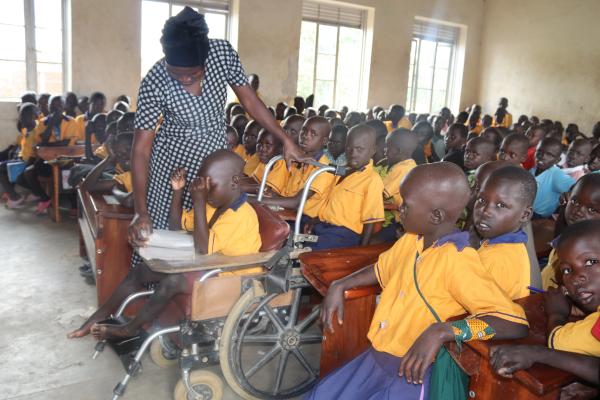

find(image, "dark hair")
[117,112,135,135]
[502,133,529,151]
[331,124,348,138]
[448,123,468,139]
[487,165,537,206]
[557,220,600,250]
[365,119,387,139]
[161,6,210,67]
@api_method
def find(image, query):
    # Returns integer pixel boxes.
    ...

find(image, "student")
[560,138,594,180]
[304,107,317,118]
[293,96,305,116]
[464,137,498,174]
[499,133,529,166]
[455,111,469,126]
[473,166,536,299]
[442,123,468,170]
[310,162,528,399]
[344,111,363,129]
[324,124,348,166]
[481,114,493,130]
[0,103,39,208]
[493,107,508,128]
[374,128,418,242]
[246,129,287,195]
[116,94,131,106]
[305,124,384,250]
[80,133,134,207]
[429,115,446,162]
[565,123,581,144]
[225,125,238,151]
[231,114,249,149]
[366,119,388,165]
[497,97,513,128]
[384,104,412,132]
[523,125,547,169]
[237,120,260,176]
[75,92,107,135]
[84,113,108,159]
[411,121,434,165]
[68,150,261,339]
[64,92,79,117]
[260,117,334,223]
[324,109,338,120]
[92,121,117,161]
[541,174,600,290]
[491,220,600,382]
[281,114,305,145]
[586,144,600,174]
[531,137,576,218]
[467,105,482,135]
[481,127,502,152]
[318,104,329,117]
[38,93,50,117]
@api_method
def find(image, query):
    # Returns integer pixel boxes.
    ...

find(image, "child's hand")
[399,322,452,384]
[320,282,345,333]
[544,286,572,320]
[170,168,187,191]
[490,345,537,378]
[190,176,210,203]
[303,218,318,234]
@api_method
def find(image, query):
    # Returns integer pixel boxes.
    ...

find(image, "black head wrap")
[161,6,210,67]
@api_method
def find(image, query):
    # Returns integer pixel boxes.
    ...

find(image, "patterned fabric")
[451,319,496,347]
[132,39,248,266]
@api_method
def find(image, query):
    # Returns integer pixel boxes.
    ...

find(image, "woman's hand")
[282,138,306,169]
[170,168,187,191]
[490,345,538,378]
[128,213,153,247]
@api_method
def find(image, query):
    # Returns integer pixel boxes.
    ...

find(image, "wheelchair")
[95,156,347,400]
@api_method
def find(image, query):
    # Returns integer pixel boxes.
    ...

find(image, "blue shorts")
[311,222,361,251]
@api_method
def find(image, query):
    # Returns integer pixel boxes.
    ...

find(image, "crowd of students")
[3,88,600,398]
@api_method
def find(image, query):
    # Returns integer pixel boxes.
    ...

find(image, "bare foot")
[91,323,137,340]
[67,312,110,339]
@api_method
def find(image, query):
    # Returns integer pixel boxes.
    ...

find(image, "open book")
[138,230,195,261]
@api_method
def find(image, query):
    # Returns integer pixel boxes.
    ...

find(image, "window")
[141,0,230,77]
[0,0,68,100]
[297,1,366,111]
[406,20,459,114]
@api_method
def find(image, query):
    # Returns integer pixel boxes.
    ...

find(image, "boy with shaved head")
[309,162,528,399]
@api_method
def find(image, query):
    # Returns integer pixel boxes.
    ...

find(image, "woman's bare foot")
[91,322,137,340]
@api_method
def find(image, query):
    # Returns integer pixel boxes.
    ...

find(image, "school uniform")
[376,159,416,241]
[307,231,528,399]
[384,118,412,133]
[493,113,513,129]
[35,115,83,145]
[477,230,530,299]
[531,166,575,218]
[113,171,133,193]
[235,145,260,177]
[283,152,336,219]
[19,124,39,161]
[549,308,600,357]
[312,160,384,250]
[251,158,288,195]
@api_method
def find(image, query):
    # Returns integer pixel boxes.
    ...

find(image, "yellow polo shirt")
[234,144,261,177]
[477,230,531,300]
[318,160,385,234]
[19,125,39,160]
[35,116,84,145]
[382,158,416,221]
[251,158,288,195]
[282,153,336,218]
[369,232,528,357]
[113,171,133,193]
[384,118,412,133]
[493,112,513,129]
[549,308,600,357]
[542,247,559,290]
[181,196,262,257]
[94,143,108,159]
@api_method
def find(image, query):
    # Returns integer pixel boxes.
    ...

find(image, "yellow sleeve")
[549,312,600,356]
[384,121,393,133]
[113,172,133,193]
[265,160,289,195]
[448,248,529,325]
[181,209,195,232]
[251,162,266,184]
[398,117,413,129]
[309,166,336,196]
[243,154,260,176]
[541,249,559,290]
[360,174,385,224]
[94,144,108,159]
[208,206,261,256]
[374,235,412,289]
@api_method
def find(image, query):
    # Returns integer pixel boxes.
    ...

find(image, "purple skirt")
[305,347,430,400]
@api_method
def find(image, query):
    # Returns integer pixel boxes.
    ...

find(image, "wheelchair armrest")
[144,250,278,274]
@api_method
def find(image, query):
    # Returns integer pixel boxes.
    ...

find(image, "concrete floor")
[0,205,315,400]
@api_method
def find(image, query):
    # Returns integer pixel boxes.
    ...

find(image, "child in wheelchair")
[68,150,262,340]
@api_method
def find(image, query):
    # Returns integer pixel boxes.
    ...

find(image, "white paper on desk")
[138,246,195,261]
[103,195,120,205]
[138,230,195,261]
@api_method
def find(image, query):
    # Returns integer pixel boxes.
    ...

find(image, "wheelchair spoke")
[299,333,323,344]
[242,334,280,344]
[273,349,290,395]
[263,304,286,333]
[286,288,302,328]
[291,347,317,378]
[296,306,320,332]
[245,344,281,379]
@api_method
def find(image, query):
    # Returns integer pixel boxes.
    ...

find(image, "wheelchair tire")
[220,281,321,399]
[173,370,223,400]
[149,337,178,368]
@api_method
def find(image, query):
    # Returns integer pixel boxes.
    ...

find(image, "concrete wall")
[478,0,600,134]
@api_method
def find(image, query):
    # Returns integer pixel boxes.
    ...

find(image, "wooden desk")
[37,145,88,223]
[300,243,392,376]
[78,188,134,306]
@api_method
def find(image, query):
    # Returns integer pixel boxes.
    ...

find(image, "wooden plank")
[144,250,278,274]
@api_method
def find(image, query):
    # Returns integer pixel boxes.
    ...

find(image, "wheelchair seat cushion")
[251,203,290,251]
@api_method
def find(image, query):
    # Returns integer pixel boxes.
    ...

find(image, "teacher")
[129,7,302,248]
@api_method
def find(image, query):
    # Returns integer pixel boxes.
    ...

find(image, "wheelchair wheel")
[220,280,322,399]
[150,336,179,368]
[173,370,223,400]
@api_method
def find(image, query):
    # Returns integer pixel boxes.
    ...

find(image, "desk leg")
[52,165,60,223]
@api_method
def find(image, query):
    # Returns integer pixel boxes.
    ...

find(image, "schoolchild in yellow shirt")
[74,91,106,139]
[238,120,261,176]
[308,162,528,399]
[239,128,287,195]
[305,124,385,250]
[231,114,249,154]
[373,128,418,243]
[383,104,412,133]
[473,166,537,299]
[69,151,261,340]
[35,96,82,145]
[491,221,600,383]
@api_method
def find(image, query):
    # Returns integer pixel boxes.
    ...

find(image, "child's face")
[534,142,561,173]
[588,148,600,171]
[283,119,303,145]
[464,141,495,171]
[225,131,237,151]
[200,169,238,209]
[525,127,545,148]
[444,129,465,151]
[327,132,346,159]
[384,137,403,166]
[566,142,592,168]
[498,141,526,165]
[299,120,327,155]
[345,132,375,170]
[49,97,64,116]
[565,182,600,226]
[114,142,132,172]
[90,99,106,116]
[256,131,280,163]
[556,236,600,313]
[398,176,431,235]
[243,125,259,152]
[473,178,530,239]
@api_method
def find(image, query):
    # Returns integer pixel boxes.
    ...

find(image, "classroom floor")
[0,205,307,400]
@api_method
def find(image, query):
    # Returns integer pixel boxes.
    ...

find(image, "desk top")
[36,144,88,161]
[78,188,133,239]
[300,243,392,300]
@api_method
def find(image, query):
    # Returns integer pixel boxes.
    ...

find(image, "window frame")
[0,0,70,101]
